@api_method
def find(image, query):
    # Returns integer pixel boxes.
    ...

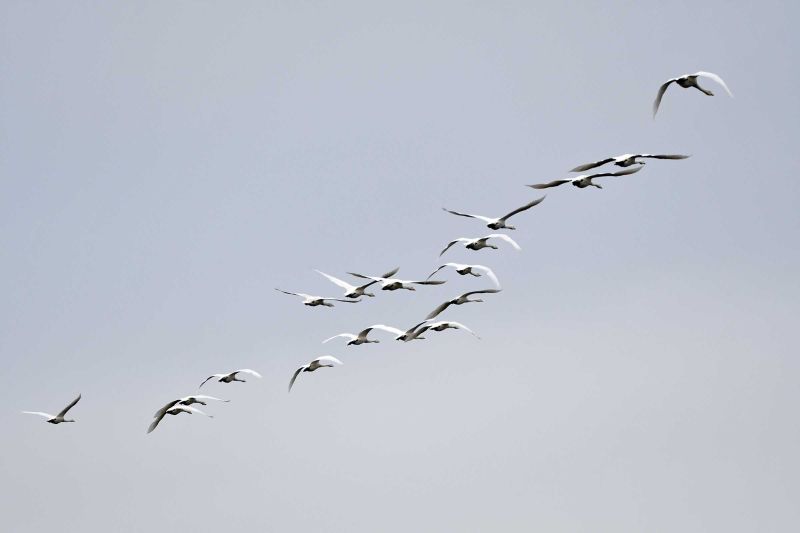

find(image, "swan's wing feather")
[439,239,464,257]
[500,196,546,221]
[314,270,354,291]
[288,367,306,392]
[653,79,677,118]
[472,265,500,288]
[426,265,447,280]
[370,324,405,336]
[695,71,733,97]
[153,399,181,419]
[322,333,354,344]
[487,234,521,250]
[57,394,81,417]
[425,301,452,320]
[570,158,614,172]
[526,179,570,189]
[442,208,492,223]
[235,369,262,379]
[640,154,691,161]
[22,411,53,419]
[315,355,344,365]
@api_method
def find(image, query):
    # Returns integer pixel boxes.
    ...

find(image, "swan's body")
[199,369,262,388]
[653,71,733,118]
[420,320,480,339]
[315,267,399,298]
[275,288,361,307]
[570,154,690,173]
[527,166,642,190]
[439,234,521,257]
[426,289,501,320]
[22,394,81,424]
[322,324,397,346]
[289,356,344,392]
[442,196,546,230]
[346,272,446,291]
[426,263,501,288]
[147,404,213,434]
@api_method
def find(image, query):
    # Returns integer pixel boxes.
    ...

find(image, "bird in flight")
[199,369,262,388]
[426,263,501,288]
[570,153,690,173]
[314,267,399,298]
[275,289,361,307]
[425,289,501,320]
[346,271,446,291]
[527,166,642,190]
[289,356,344,392]
[653,71,733,118]
[22,394,82,425]
[147,404,213,434]
[442,195,546,230]
[322,325,400,346]
[439,234,520,257]
[420,320,480,339]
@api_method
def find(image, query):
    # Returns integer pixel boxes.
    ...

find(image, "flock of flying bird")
[21,70,733,433]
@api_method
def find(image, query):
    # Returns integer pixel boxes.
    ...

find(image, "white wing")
[695,71,733,97]
[369,324,405,336]
[433,321,481,338]
[440,238,471,257]
[314,270,356,293]
[442,208,494,224]
[486,234,521,250]
[322,333,357,344]
[57,394,81,417]
[471,265,500,288]
[185,395,229,403]
[275,288,314,299]
[234,369,262,379]
[314,355,344,366]
[180,405,213,417]
[22,411,54,419]
[653,78,678,118]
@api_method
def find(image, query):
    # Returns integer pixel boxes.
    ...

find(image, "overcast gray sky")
[2,1,799,532]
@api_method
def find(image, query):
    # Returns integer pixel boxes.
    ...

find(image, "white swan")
[22,394,81,424]
[527,166,642,190]
[147,405,213,434]
[570,153,689,173]
[426,263,500,288]
[442,196,546,230]
[288,356,344,392]
[653,71,733,118]
[420,320,480,339]
[439,234,520,257]
[314,267,399,298]
[346,271,446,291]
[275,288,361,307]
[425,289,501,320]
[322,325,399,346]
[199,369,262,388]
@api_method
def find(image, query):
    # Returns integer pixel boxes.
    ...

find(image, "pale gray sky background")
[2,1,799,532]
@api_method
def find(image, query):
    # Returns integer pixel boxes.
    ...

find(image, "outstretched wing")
[314,270,355,292]
[275,288,312,299]
[22,411,54,419]
[57,394,81,418]
[426,264,448,280]
[147,412,167,433]
[234,369,262,379]
[410,279,446,286]
[288,366,306,392]
[439,239,466,257]
[425,300,453,320]
[370,324,405,337]
[499,196,546,222]
[322,333,355,344]
[187,395,229,403]
[570,157,615,173]
[442,208,493,224]
[471,265,500,288]
[325,297,361,304]
[448,321,480,338]
[181,405,213,417]
[314,355,344,366]
[464,288,502,297]
[198,375,217,388]
[153,399,181,419]
[347,272,382,281]
[380,267,400,278]
[695,71,733,97]
[486,234,521,250]
[589,166,643,179]
[639,154,690,161]
[653,78,678,118]
[526,179,571,190]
